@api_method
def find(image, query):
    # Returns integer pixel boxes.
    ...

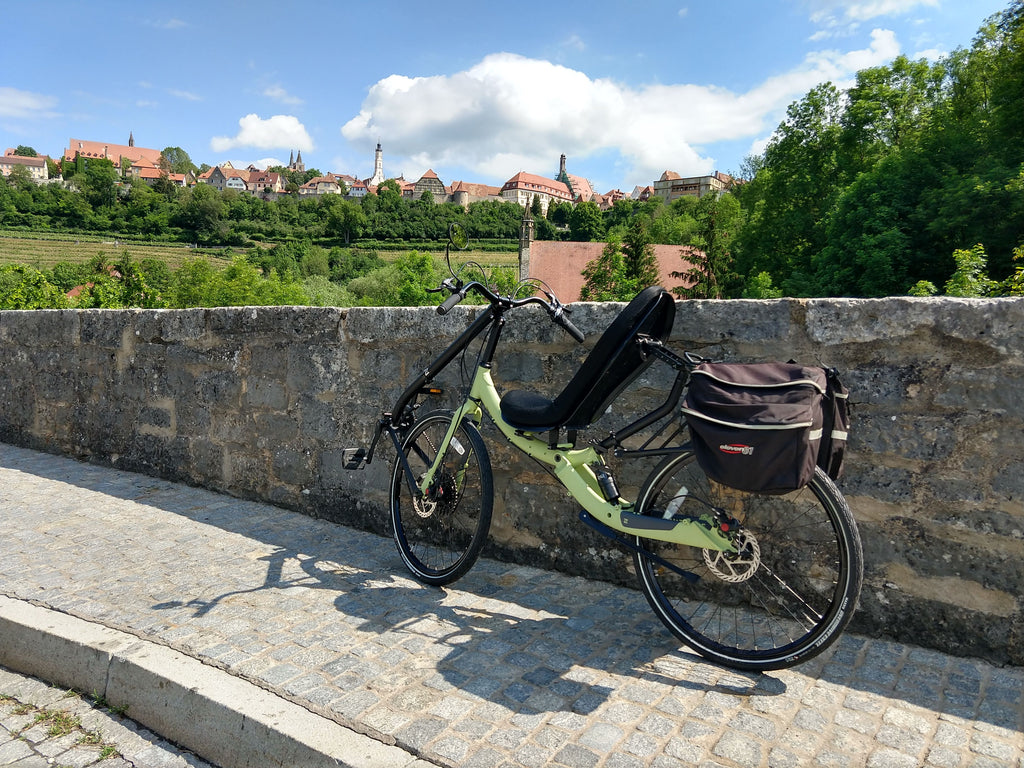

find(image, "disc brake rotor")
[413,472,458,519]
[703,529,761,583]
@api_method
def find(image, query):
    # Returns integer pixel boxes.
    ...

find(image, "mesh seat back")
[556,286,675,430]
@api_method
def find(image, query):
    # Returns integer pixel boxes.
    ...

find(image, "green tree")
[944,244,997,296]
[78,158,119,209]
[160,146,196,175]
[4,165,34,190]
[13,146,38,157]
[733,83,845,295]
[621,216,659,288]
[999,245,1024,295]
[580,237,631,301]
[325,198,367,244]
[546,200,572,228]
[908,280,938,296]
[47,261,86,292]
[329,249,386,282]
[168,258,219,308]
[375,179,402,210]
[167,256,307,308]
[303,275,356,307]
[176,183,225,243]
[742,271,784,299]
[672,193,741,299]
[0,265,69,309]
[816,151,939,296]
[300,246,330,277]
[568,200,605,241]
[346,251,441,306]
[840,56,945,172]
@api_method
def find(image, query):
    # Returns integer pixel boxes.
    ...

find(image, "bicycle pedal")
[342,448,367,470]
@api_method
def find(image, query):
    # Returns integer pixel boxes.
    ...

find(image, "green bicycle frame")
[420,363,735,553]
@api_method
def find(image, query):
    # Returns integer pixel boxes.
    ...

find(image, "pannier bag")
[682,362,848,494]
[818,367,849,480]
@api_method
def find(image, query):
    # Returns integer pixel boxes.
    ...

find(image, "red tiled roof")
[65,138,162,169]
[528,242,699,302]
[565,173,594,201]
[502,172,572,199]
[0,155,46,168]
[450,180,502,197]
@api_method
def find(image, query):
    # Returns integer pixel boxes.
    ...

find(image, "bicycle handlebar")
[552,305,585,342]
[436,289,465,315]
[434,279,584,342]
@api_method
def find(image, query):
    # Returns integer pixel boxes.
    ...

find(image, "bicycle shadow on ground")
[149,535,782,717]
[4,444,1019,737]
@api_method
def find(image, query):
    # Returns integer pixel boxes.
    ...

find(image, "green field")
[0,235,518,272]
[0,236,232,271]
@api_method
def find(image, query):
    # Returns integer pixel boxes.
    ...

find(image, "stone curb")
[0,594,435,768]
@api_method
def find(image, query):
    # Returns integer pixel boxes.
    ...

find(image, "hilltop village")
[4,136,734,215]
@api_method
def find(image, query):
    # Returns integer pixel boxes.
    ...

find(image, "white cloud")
[211,114,314,153]
[341,35,900,187]
[912,47,946,61]
[146,17,186,29]
[264,85,303,106]
[219,156,284,169]
[562,34,585,52]
[169,89,202,102]
[0,87,59,120]
[808,0,937,35]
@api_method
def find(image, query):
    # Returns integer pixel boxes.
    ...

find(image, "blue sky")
[1,0,1010,194]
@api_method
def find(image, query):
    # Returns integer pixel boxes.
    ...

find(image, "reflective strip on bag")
[681,407,816,431]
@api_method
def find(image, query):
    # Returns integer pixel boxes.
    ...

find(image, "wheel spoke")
[633,452,862,671]
[390,412,492,586]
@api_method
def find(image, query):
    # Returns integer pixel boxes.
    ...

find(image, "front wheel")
[633,452,862,671]
[390,410,493,586]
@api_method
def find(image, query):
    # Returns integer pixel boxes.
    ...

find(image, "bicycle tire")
[632,452,862,671]
[390,410,493,586]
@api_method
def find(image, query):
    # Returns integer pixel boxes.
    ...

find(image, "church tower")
[129,131,135,148]
[369,142,385,187]
[555,153,575,197]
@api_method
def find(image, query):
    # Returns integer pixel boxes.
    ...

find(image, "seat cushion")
[499,390,560,430]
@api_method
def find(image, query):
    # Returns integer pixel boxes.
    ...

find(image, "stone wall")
[1,298,1022,664]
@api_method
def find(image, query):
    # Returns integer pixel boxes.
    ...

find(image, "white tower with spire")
[368,142,385,187]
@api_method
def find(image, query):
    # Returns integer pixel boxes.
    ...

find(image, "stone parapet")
[1,298,1021,664]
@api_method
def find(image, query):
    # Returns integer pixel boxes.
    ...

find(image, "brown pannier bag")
[682,362,840,495]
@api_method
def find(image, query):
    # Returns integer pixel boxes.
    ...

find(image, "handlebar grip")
[437,290,464,315]
[558,314,585,343]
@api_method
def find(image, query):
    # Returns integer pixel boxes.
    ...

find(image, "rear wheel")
[633,452,862,671]
[390,410,493,586]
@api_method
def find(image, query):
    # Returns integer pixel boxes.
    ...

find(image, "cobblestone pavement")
[1,443,1022,768]
[0,666,214,768]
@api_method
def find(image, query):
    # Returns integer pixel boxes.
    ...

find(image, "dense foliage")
[732,1,1024,298]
